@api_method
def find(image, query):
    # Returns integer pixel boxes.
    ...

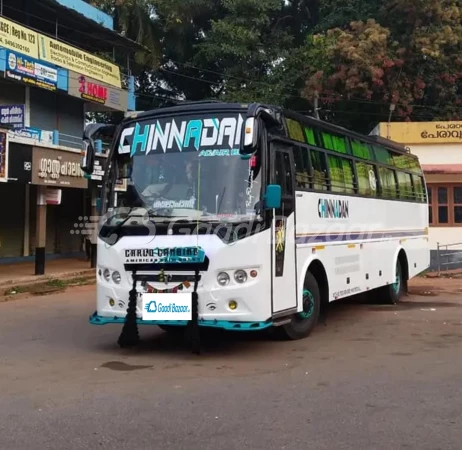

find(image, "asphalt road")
[1,283,461,450]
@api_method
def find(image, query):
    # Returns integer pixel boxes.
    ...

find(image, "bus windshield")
[111,111,263,222]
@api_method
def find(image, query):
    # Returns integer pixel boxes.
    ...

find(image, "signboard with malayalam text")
[0,105,25,129]
[32,147,88,189]
[378,121,462,144]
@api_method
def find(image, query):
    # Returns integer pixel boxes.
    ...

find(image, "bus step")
[272,317,292,327]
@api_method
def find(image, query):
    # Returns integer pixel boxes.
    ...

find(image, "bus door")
[271,140,298,315]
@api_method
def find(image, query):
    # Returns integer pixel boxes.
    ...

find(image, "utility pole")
[313,90,320,119]
[387,103,396,139]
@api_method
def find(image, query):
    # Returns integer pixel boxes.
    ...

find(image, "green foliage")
[88,0,462,132]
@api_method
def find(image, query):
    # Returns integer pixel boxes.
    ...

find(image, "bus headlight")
[112,271,121,284]
[217,272,230,286]
[103,268,111,282]
[234,270,247,284]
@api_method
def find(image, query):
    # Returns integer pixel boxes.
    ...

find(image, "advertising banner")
[0,17,38,58]
[0,130,8,182]
[5,50,58,91]
[38,35,121,88]
[7,127,53,146]
[68,72,128,111]
[0,105,25,129]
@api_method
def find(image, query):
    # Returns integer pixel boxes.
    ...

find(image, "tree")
[89,0,462,132]
[302,0,462,131]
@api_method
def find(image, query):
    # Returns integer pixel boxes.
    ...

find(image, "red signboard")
[78,75,108,104]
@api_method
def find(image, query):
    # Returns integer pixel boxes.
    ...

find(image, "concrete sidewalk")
[0,258,95,289]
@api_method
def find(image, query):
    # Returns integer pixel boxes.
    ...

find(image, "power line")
[160,58,462,113]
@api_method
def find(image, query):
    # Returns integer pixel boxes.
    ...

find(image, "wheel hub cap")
[299,289,314,319]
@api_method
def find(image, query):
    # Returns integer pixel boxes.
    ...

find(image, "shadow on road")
[90,290,461,360]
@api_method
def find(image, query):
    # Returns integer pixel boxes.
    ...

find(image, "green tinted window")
[285,118,305,142]
[293,146,310,189]
[412,175,426,202]
[408,156,423,175]
[304,127,316,146]
[378,167,398,198]
[374,145,394,165]
[397,171,414,200]
[310,150,328,190]
[321,132,348,153]
[328,154,344,192]
[393,154,410,170]
[351,139,371,159]
[342,158,355,193]
[327,155,355,193]
[356,162,377,196]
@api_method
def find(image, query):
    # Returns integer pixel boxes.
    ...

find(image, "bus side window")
[293,146,310,189]
[356,162,377,196]
[397,171,413,200]
[310,149,328,191]
[327,155,356,194]
[342,158,355,194]
[327,154,343,192]
[378,167,398,198]
[412,175,426,202]
[374,145,394,166]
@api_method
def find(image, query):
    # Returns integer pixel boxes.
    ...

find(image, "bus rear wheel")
[378,259,404,305]
[278,272,321,340]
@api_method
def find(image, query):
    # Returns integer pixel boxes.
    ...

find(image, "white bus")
[81,102,430,351]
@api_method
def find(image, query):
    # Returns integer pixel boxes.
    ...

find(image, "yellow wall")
[377,122,462,145]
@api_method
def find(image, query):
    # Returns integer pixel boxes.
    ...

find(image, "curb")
[0,269,96,290]
[1,273,96,303]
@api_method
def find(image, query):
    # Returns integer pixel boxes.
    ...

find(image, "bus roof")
[128,101,410,156]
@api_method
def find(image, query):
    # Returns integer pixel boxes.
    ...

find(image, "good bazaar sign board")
[0,16,121,88]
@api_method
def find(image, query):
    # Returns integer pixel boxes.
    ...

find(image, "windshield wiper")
[101,208,139,244]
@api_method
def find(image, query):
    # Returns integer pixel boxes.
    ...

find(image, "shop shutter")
[0,184,25,258]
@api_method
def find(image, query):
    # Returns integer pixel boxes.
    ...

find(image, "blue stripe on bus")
[296,229,426,244]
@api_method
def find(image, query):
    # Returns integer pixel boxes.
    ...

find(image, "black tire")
[158,325,185,334]
[278,272,321,340]
[377,259,404,305]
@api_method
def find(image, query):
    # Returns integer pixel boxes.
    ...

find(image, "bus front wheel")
[278,272,321,340]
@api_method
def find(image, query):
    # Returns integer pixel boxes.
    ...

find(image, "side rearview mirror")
[81,140,95,175]
[264,184,282,209]
[240,117,259,157]
[240,108,280,158]
[81,123,117,175]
